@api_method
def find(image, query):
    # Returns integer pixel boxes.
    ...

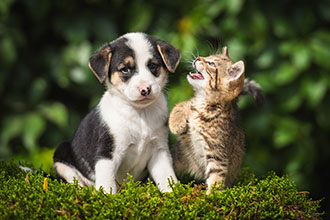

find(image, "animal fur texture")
[53,33,181,194]
[169,47,263,194]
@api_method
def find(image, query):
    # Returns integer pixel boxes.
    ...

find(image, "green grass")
[0,161,323,219]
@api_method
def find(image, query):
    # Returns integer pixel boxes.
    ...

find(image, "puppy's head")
[89,32,181,108]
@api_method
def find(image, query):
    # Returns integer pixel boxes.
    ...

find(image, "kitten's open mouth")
[188,72,204,80]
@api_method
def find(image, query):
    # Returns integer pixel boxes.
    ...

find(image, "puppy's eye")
[120,66,131,75]
[148,62,160,76]
[207,62,216,68]
[148,62,159,71]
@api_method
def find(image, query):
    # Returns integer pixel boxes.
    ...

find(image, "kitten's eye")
[120,66,131,75]
[207,62,216,68]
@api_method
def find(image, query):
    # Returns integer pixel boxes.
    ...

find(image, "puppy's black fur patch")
[54,107,114,180]
[109,38,136,82]
[53,33,181,191]
[146,35,181,73]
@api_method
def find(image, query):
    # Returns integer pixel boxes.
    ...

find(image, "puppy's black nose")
[140,87,151,96]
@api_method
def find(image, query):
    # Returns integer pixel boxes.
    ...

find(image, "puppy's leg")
[94,159,118,194]
[54,162,93,186]
[148,148,178,193]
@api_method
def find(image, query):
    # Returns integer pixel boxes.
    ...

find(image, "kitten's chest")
[187,105,231,151]
[186,113,210,169]
[187,105,244,155]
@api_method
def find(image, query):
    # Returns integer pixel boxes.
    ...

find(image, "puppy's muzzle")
[139,86,151,96]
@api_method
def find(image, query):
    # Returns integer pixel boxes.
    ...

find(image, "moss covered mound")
[0,161,323,219]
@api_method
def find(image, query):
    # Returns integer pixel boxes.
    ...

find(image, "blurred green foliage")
[0,0,330,216]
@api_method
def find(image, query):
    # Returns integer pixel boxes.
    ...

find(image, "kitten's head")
[187,47,245,102]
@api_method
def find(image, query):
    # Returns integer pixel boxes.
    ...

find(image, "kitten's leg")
[205,156,228,195]
[169,101,191,135]
[171,142,187,175]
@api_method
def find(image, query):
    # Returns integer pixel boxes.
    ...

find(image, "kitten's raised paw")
[169,119,188,135]
[169,101,190,135]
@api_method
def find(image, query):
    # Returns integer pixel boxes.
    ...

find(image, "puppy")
[53,32,181,194]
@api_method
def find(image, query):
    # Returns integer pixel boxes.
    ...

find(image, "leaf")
[22,113,46,153]
[301,76,328,107]
[293,45,310,71]
[29,78,48,104]
[227,38,247,60]
[126,1,153,32]
[0,36,17,69]
[38,102,68,128]
[256,49,275,69]
[63,42,91,67]
[56,17,89,44]
[273,117,300,148]
[91,17,118,42]
[0,0,14,17]
[272,17,293,38]
[0,116,24,157]
[70,66,88,84]
[168,77,194,109]
[31,147,55,171]
[254,71,277,92]
[225,0,243,15]
[316,103,330,129]
[274,62,300,86]
[280,93,303,112]
[310,31,330,70]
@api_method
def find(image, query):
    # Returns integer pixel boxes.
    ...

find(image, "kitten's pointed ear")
[88,44,112,83]
[157,43,181,73]
[228,60,245,82]
[222,46,229,57]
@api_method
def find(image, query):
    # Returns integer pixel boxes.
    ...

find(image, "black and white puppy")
[53,32,181,194]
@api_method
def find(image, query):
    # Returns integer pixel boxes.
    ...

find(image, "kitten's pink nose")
[194,57,201,67]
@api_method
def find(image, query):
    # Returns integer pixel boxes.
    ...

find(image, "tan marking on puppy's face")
[110,56,136,87]
[110,71,122,87]
[102,33,181,108]
[118,56,135,70]
[158,66,168,87]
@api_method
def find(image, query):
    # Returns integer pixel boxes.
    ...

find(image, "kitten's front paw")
[169,102,190,135]
[169,120,188,135]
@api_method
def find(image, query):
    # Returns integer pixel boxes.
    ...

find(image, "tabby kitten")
[169,47,260,194]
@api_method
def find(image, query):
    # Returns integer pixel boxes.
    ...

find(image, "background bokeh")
[1,0,329,216]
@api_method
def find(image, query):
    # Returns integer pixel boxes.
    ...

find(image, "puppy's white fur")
[97,90,176,193]
[54,33,178,194]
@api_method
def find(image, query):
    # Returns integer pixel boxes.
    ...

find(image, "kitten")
[169,47,262,194]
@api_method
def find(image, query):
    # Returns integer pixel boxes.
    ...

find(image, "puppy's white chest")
[99,92,167,181]
[115,111,161,181]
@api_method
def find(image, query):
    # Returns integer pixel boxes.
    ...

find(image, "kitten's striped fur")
[169,47,262,194]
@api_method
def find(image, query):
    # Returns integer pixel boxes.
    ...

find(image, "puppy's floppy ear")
[157,42,181,73]
[88,44,112,83]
